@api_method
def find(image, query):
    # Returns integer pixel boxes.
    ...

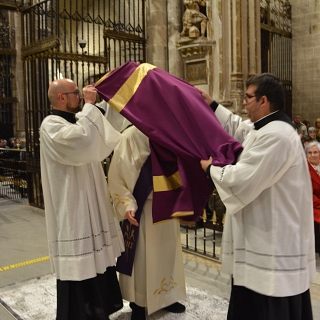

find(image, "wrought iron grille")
[21,0,146,207]
[0,148,27,202]
[0,9,15,141]
[260,0,292,117]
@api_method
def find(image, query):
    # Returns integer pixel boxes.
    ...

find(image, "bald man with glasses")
[40,78,125,319]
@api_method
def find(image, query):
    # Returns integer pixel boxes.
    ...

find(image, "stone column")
[167,0,183,78]
[146,0,168,70]
[230,0,244,115]
[11,11,26,142]
[248,0,261,78]
[219,0,233,109]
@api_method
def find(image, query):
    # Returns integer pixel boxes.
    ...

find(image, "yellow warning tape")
[0,256,50,272]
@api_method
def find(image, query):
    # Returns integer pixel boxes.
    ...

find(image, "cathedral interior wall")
[291,0,320,125]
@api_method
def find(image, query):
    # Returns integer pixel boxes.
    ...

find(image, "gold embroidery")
[112,194,132,207]
[153,277,178,295]
[123,223,135,261]
[111,194,136,262]
[153,171,182,192]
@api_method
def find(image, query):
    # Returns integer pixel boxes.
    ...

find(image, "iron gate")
[0,9,15,141]
[21,0,146,207]
[260,0,292,118]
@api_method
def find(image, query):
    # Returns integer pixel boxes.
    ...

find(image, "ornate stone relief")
[180,0,208,39]
[176,1,214,86]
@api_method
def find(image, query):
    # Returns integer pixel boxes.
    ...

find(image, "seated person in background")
[308,127,317,142]
[302,135,313,148]
[305,141,320,256]
[0,139,8,175]
[302,119,311,131]
[7,137,20,160]
[292,115,307,136]
[0,139,8,149]
[315,118,320,142]
[14,138,25,149]
[7,137,16,149]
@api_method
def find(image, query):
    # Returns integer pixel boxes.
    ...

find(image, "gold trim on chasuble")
[95,63,157,112]
[96,63,194,220]
[153,172,194,219]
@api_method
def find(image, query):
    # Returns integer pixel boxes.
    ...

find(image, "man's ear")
[57,93,65,101]
[260,95,269,109]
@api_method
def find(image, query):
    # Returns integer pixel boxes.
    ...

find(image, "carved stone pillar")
[146,0,168,70]
[248,1,261,78]
[11,11,26,141]
[167,0,183,78]
[230,0,244,115]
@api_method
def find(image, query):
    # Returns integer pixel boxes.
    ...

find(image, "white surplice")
[97,100,131,133]
[211,105,316,297]
[40,103,125,281]
[108,126,186,315]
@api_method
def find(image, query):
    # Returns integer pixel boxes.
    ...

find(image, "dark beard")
[66,103,82,113]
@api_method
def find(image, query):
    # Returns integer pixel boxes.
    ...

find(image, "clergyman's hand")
[125,210,139,226]
[82,85,97,105]
[197,88,214,106]
[200,156,213,172]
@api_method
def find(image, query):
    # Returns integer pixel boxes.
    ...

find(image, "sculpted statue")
[180,0,208,38]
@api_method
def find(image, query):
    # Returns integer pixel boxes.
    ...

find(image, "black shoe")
[130,302,146,320]
[163,302,186,313]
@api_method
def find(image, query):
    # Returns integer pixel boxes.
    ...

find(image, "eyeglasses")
[243,93,257,102]
[307,151,319,155]
[61,90,82,98]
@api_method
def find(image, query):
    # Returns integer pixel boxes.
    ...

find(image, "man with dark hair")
[293,114,307,136]
[199,73,315,320]
[0,139,8,148]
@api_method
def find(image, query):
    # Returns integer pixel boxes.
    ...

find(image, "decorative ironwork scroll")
[21,0,146,208]
[260,0,292,117]
[0,9,15,140]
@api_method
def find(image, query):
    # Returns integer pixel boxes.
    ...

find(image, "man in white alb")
[108,125,186,320]
[199,73,316,320]
[40,79,125,319]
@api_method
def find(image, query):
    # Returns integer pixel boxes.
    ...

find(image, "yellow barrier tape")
[0,256,50,272]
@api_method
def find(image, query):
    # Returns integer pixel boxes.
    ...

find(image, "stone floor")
[0,198,319,319]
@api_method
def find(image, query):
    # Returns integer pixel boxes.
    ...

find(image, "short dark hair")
[301,135,313,146]
[246,73,285,112]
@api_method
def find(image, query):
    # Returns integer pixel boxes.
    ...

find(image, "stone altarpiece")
[176,1,261,118]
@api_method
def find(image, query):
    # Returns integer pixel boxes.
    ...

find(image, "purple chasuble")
[95,62,243,223]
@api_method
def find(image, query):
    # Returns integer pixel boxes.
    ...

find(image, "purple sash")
[116,155,152,276]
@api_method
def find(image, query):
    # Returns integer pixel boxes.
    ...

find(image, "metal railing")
[0,148,27,202]
[0,146,225,259]
[180,196,225,261]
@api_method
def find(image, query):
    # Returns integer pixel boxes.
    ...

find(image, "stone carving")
[180,0,208,39]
